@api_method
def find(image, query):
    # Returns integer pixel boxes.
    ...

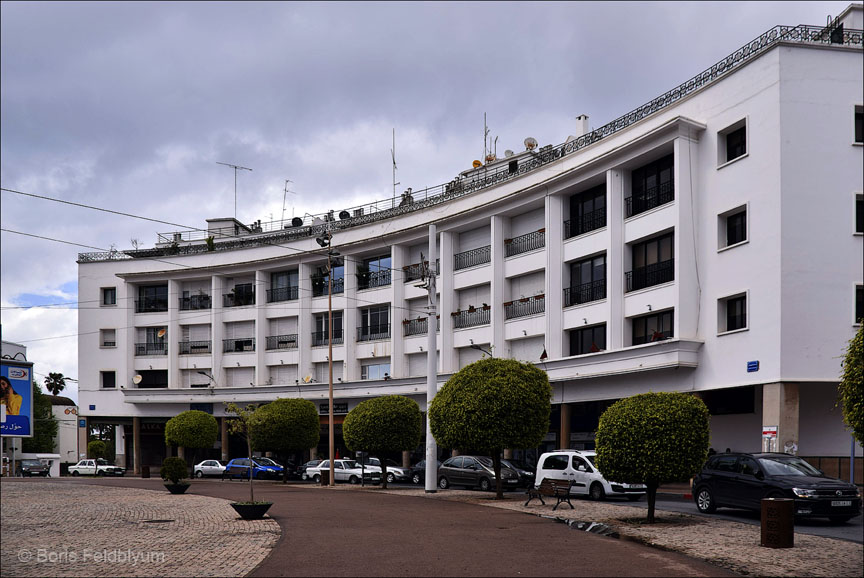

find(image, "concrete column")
[309,446,317,460]
[607,169,626,349]
[115,424,126,468]
[79,416,90,463]
[255,269,267,385]
[343,255,358,382]
[560,403,572,450]
[298,262,315,382]
[210,276,225,386]
[402,450,411,468]
[503,448,513,459]
[132,418,140,474]
[178,446,185,460]
[439,231,458,373]
[391,245,408,378]
[673,132,701,339]
[545,195,564,359]
[490,216,507,357]
[762,383,799,454]
[221,417,229,462]
[168,279,180,388]
[451,449,460,457]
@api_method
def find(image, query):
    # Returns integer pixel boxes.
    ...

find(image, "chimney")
[575,115,589,138]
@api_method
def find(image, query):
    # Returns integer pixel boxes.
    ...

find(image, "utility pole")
[425,224,439,493]
[315,231,339,487]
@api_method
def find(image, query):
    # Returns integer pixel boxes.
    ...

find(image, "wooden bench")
[525,478,575,510]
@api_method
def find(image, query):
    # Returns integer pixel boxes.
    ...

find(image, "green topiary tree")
[164,410,219,473]
[595,391,710,523]
[429,358,551,499]
[343,395,423,489]
[87,439,108,461]
[250,398,320,483]
[160,456,189,485]
[838,324,863,445]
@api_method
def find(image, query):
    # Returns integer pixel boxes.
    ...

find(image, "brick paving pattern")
[0,481,279,577]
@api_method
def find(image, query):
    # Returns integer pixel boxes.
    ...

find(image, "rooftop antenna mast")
[391,128,400,203]
[281,179,296,225]
[483,113,489,164]
[216,161,252,220]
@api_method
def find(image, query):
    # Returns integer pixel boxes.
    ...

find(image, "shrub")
[250,398,320,483]
[160,457,189,485]
[165,410,219,450]
[838,324,864,444]
[88,440,108,460]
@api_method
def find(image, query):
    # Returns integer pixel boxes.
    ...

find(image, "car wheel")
[479,478,492,492]
[386,473,395,484]
[589,482,605,501]
[626,494,642,502]
[96,470,103,477]
[313,474,321,483]
[828,516,853,524]
[72,471,79,477]
[195,471,204,478]
[695,486,717,513]
[301,472,308,481]
[349,476,360,485]
[438,476,449,490]
[412,473,421,485]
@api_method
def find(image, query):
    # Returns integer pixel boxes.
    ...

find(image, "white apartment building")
[78,7,863,473]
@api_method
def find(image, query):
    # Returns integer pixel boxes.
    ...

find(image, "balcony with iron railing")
[265,334,298,350]
[504,230,545,257]
[179,340,212,355]
[564,207,606,239]
[179,294,212,311]
[564,279,607,307]
[625,259,675,292]
[135,342,167,356]
[223,290,255,308]
[357,324,391,342]
[504,295,545,319]
[454,246,491,271]
[266,286,299,303]
[452,307,491,329]
[357,270,392,291]
[223,338,255,353]
[311,277,344,297]
[135,297,168,313]
[311,330,344,347]
[403,316,440,336]
[625,181,674,218]
[403,260,440,283]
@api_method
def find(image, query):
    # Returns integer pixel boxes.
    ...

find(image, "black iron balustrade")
[223,338,255,353]
[357,324,391,342]
[402,316,440,336]
[179,294,212,311]
[135,297,168,313]
[311,330,344,347]
[625,259,675,292]
[454,246,491,271]
[179,340,212,355]
[403,260,440,283]
[223,290,255,307]
[505,230,545,257]
[265,334,298,350]
[564,207,607,239]
[633,330,673,346]
[625,181,675,218]
[311,277,344,297]
[83,24,861,265]
[505,295,545,319]
[266,286,299,303]
[452,307,491,329]
[134,342,167,356]
[358,270,392,290]
[564,279,607,307]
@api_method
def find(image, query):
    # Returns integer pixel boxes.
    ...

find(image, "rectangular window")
[358,306,390,341]
[314,311,343,345]
[101,287,116,306]
[100,371,116,389]
[856,285,863,324]
[268,270,299,302]
[718,119,748,165]
[100,329,116,348]
[360,362,391,380]
[856,196,863,234]
[312,262,345,296]
[358,254,392,290]
[720,294,748,332]
[569,324,606,356]
[632,310,674,345]
[855,106,863,144]
[566,254,606,306]
[566,184,606,238]
[136,284,168,313]
[627,233,674,292]
[627,154,674,217]
[719,205,748,249]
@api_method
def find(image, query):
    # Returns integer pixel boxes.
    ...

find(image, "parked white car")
[194,460,226,478]
[355,457,411,483]
[306,459,381,484]
[534,450,645,501]
[68,458,125,477]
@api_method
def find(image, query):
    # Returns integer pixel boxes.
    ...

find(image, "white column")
[439,231,458,373]
[490,216,507,357]
[343,255,358,382]
[544,195,564,359]
[168,279,180,388]
[255,270,267,385]
[674,132,700,339]
[210,276,225,386]
[298,262,315,385]
[391,244,408,378]
[607,169,626,349]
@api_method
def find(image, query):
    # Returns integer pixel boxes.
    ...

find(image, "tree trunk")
[382,462,388,489]
[646,481,659,523]
[281,452,288,484]
[492,451,503,500]
[247,438,254,503]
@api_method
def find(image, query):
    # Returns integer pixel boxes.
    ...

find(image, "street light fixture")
[317,231,340,487]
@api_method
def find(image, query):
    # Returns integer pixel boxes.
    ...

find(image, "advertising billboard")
[1,360,34,438]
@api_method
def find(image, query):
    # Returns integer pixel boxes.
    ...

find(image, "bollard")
[141,465,150,479]
[320,469,330,486]
[761,498,794,548]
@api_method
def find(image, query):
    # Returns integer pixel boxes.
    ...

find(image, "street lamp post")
[317,232,338,487]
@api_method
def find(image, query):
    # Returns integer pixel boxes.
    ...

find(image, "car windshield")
[341,460,358,468]
[96,459,109,465]
[476,457,494,467]
[257,458,278,466]
[757,456,822,477]
[584,455,597,467]
[22,460,40,466]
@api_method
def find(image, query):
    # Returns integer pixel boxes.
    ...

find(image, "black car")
[501,458,536,488]
[692,452,861,523]
[409,459,442,485]
[20,459,49,477]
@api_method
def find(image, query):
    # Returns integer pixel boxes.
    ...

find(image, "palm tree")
[44,372,67,396]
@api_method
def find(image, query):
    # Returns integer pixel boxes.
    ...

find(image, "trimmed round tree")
[250,398,321,483]
[595,391,710,523]
[165,410,219,473]
[87,439,108,461]
[429,358,551,499]
[838,324,863,445]
[343,395,423,489]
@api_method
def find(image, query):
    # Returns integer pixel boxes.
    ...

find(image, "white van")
[534,450,645,501]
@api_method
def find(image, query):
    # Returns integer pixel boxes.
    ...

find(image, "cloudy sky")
[0,1,851,401]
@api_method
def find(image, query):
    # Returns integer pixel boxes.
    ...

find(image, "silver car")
[194,459,226,478]
[306,459,381,484]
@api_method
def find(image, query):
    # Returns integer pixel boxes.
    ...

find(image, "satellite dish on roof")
[472,160,482,168]
[291,217,303,227]
[132,375,143,385]
[524,137,538,151]
[339,210,351,220]
[303,375,313,383]
[504,150,514,158]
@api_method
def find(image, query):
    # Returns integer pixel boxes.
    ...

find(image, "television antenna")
[281,179,296,226]
[216,161,252,220]
[391,128,400,201]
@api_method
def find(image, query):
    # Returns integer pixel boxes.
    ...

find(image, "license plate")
[832,500,851,507]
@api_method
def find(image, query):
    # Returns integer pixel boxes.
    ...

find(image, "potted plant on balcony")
[225,402,273,520]
[160,457,190,494]
[468,305,476,313]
